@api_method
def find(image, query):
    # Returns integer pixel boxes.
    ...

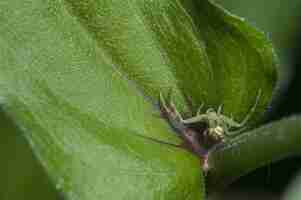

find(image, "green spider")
[160,90,262,144]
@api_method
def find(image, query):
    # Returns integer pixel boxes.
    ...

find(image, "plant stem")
[206,116,301,190]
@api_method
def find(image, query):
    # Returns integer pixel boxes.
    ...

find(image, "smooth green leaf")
[207,116,301,190]
[0,0,277,199]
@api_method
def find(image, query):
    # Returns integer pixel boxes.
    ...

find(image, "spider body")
[182,89,261,140]
[182,106,247,142]
[159,90,261,147]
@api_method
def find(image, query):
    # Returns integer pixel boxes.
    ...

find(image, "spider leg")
[197,103,204,115]
[159,91,175,118]
[159,92,170,115]
[182,91,194,114]
[224,124,230,133]
[159,92,167,107]
[170,101,184,121]
[221,89,262,129]
[217,104,223,115]
[206,108,215,113]
[220,115,242,128]
[159,88,176,112]
[236,89,262,127]
[159,91,184,122]
[224,126,248,137]
[182,114,208,124]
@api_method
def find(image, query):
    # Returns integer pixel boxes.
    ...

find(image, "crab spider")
[182,90,262,137]
[159,89,262,143]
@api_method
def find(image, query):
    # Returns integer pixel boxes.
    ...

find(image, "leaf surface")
[0,0,277,199]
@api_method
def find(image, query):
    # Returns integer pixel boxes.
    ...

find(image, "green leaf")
[216,0,301,49]
[0,110,59,200]
[0,0,277,199]
[62,0,277,122]
[207,116,301,190]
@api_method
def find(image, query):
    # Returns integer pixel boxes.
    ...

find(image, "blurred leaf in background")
[284,171,301,200]
[0,111,59,200]
[215,0,301,109]
[214,0,301,51]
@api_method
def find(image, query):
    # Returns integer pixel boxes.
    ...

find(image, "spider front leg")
[181,114,209,125]
[159,92,184,122]
[215,113,251,138]
[225,126,249,137]
[217,104,223,115]
[220,115,243,128]
[196,103,205,115]
[160,93,209,125]
[224,89,262,129]
[221,89,262,137]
